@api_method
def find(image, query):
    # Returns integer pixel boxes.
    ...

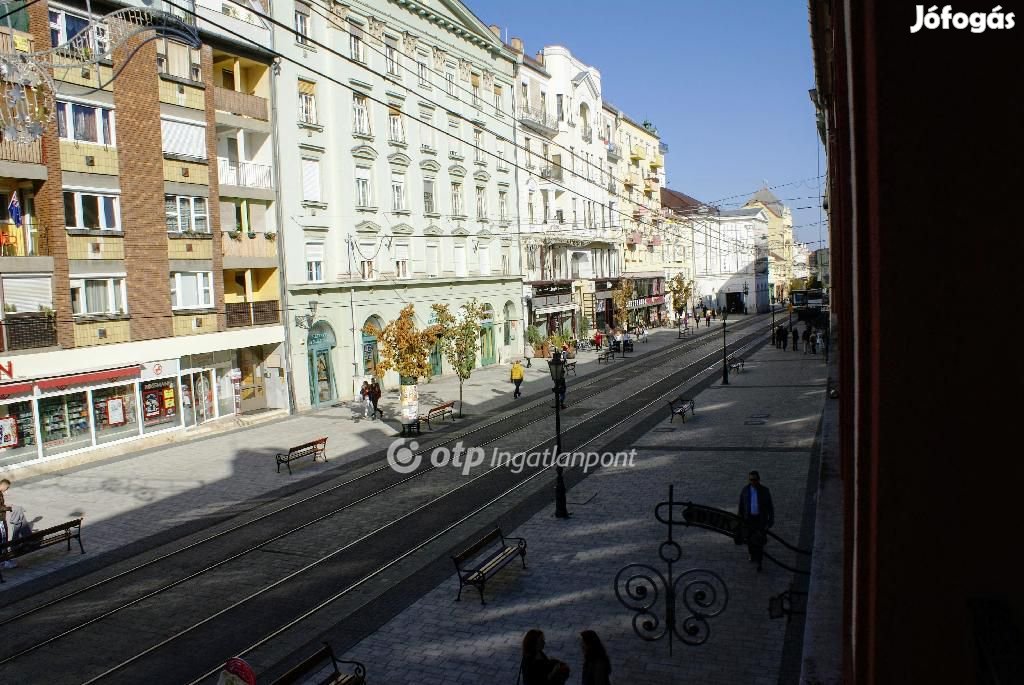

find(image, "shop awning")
[36,366,143,391]
[0,382,33,397]
[533,303,577,316]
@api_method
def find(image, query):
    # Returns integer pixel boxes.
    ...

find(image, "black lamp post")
[721,310,729,385]
[743,282,749,314]
[548,351,570,519]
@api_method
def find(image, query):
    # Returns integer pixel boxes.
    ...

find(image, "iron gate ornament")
[613,485,729,655]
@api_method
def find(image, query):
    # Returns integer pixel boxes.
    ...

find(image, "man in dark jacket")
[738,471,774,571]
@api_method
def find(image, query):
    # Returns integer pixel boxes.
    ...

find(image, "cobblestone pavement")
[0,322,738,592]
[336,341,827,685]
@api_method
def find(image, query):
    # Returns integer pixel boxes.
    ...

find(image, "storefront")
[307,321,337,407]
[626,277,668,328]
[527,282,575,336]
[593,280,617,332]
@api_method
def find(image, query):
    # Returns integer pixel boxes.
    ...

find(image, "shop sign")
[0,360,13,380]
[231,368,242,414]
[142,359,179,381]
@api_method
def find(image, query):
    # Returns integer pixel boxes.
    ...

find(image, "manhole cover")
[744,420,766,425]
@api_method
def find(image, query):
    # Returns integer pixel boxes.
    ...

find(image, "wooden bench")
[276,437,328,474]
[452,527,527,604]
[269,642,366,685]
[418,400,456,430]
[0,518,85,583]
[668,395,696,423]
[597,349,614,364]
[678,325,690,338]
[728,356,744,373]
[564,359,577,375]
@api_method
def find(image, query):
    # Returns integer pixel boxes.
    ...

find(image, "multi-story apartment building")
[512,41,618,338]
[659,187,701,313]
[273,0,521,408]
[0,0,287,469]
[609,106,667,328]
[715,208,764,313]
[744,186,793,303]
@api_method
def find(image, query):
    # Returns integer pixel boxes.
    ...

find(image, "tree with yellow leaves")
[612,277,635,331]
[668,274,694,317]
[362,304,441,382]
[431,299,488,417]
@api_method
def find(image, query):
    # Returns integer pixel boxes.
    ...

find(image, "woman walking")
[369,379,384,419]
[580,630,612,685]
[520,629,570,684]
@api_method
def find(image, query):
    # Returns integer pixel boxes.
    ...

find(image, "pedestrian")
[802,326,811,354]
[511,360,525,399]
[817,329,825,355]
[705,310,711,327]
[594,330,603,349]
[780,325,788,350]
[519,629,570,685]
[738,470,775,572]
[580,630,612,685]
[524,341,534,368]
[0,479,14,569]
[792,326,799,351]
[712,308,717,321]
[369,379,384,419]
[358,381,372,418]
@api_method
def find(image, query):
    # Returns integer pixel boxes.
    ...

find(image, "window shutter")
[297,79,316,95]
[2,276,53,313]
[426,245,439,276]
[302,159,321,202]
[161,119,207,159]
[305,241,324,261]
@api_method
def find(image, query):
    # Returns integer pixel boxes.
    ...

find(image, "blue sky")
[470,0,827,249]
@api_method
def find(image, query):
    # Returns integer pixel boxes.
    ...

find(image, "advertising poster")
[106,398,126,426]
[0,416,18,448]
[399,384,418,422]
[143,392,162,418]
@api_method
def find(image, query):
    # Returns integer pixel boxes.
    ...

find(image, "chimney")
[488,24,501,39]
[510,37,523,53]
[535,51,544,66]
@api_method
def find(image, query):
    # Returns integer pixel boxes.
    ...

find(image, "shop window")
[0,401,39,467]
[141,378,179,433]
[39,392,91,457]
[93,384,139,445]
[216,367,236,417]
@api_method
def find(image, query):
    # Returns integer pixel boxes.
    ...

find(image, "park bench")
[728,356,744,373]
[418,400,456,430]
[678,325,690,338]
[564,359,577,375]
[0,518,85,583]
[276,437,328,474]
[452,527,527,604]
[668,395,696,423]
[269,642,366,685]
[597,348,614,364]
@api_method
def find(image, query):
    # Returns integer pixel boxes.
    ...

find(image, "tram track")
[0,317,769,684]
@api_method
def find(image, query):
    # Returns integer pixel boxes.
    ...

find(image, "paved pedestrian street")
[335,342,827,685]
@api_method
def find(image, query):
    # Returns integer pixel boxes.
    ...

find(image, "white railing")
[218,158,273,189]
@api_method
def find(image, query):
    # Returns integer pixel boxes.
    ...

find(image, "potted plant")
[264,231,277,241]
[247,229,257,239]
[228,230,242,241]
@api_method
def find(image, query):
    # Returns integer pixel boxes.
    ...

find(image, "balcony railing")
[581,126,593,143]
[650,153,665,169]
[0,138,42,164]
[1,312,57,351]
[218,158,273,189]
[540,165,563,181]
[518,105,557,133]
[630,144,645,161]
[607,142,621,161]
[0,221,46,257]
[624,172,640,187]
[0,27,35,54]
[226,300,280,327]
[214,86,269,121]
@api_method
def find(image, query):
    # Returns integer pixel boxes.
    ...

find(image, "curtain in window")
[193,198,208,232]
[178,197,192,231]
[180,273,199,307]
[81,195,99,229]
[85,280,109,313]
[102,197,116,229]
[165,196,179,232]
[73,104,97,142]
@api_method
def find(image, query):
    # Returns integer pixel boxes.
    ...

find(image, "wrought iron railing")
[226,300,280,327]
[518,105,556,130]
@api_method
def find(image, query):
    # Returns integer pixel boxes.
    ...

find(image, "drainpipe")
[267,36,298,415]
[348,237,359,398]
[511,59,526,355]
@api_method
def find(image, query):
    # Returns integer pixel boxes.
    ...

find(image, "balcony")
[540,165,563,181]
[630,144,645,161]
[518,105,558,136]
[222,232,277,262]
[225,300,280,328]
[581,126,593,143]
[623,172,640,187]
[0,138,42,165]
[644,179,657,194]
[626,231,643,245]
[1,312,57,351]
[218,158,273,189]
[214,86,269,121]
[0,27,34,55]
[0,221,46,257]
[606,142,621,161]
[607,180,616,193]
[650,153,664,169]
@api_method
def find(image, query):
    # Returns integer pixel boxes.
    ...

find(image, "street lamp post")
[722,310,729,385]
[548,351,570,519]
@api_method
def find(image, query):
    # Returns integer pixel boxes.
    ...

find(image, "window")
[419,110,435,149]
[170,272,214,309]
[394,243,410,278]
[388,110,405,143]
[349,22,365,62]
[164,195,208,233]
[445,63,456,96]
[447,116,461,157]
[360,258,375,280]
[160,118,206,160]
[63,191,120,231]
[471,73,481,107]
[496,140,507,170]
[301,158,321,203]
[524,137,532,167]
[453,244,467,277]
[527,195,534,224]
[294,3,310,44]
[473,129,484,163]
[49,9,107,57]
[426,244,439,277]
[498,191,508,222]
[475,186,486,219]
[353,94,371,135]
[298,80,317,124]
[355,167,372,207]
[557,94,564,121]
[391,174,405,212]
[493,85,503,113]
[520,82,528,108]
[305,241,324,282]
[156,39,201,81]
[56,102,115,145]
[417,52,430,86]
[449,182,465,216]
[478,246,490,275]
[70,277,126,316]
[385,36,400,76]
[423,179,436,214]
[501,245,511,275]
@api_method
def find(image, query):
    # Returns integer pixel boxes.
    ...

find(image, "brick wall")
[113,34,173,340]
[27,0,73,348]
